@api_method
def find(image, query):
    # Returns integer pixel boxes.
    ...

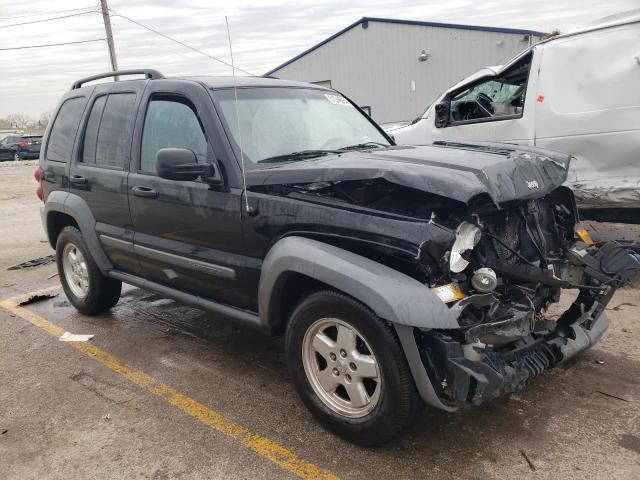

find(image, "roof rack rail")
[71,69,165,90]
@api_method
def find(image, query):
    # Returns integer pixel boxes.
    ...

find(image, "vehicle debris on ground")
[7,254,55,270]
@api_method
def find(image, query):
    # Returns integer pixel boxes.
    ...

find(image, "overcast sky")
[0,0,637,117]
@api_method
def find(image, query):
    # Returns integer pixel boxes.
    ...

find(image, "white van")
[389,11,640,222]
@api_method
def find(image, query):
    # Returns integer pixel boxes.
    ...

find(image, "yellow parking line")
[0,290,339,480]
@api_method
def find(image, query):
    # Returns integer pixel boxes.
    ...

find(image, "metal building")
[266,17,544,124]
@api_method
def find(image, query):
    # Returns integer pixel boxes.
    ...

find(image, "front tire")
[13,152,21,161]
[56,226,121,315]
[285,290,420,446]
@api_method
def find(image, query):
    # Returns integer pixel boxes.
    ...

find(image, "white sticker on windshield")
[324,93,350,106]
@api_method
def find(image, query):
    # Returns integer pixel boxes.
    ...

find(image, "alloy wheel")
[62,243,89,299]
[302,317,381,418]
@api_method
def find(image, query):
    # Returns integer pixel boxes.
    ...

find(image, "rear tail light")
[17,140,29,148]
[34,166,44,201]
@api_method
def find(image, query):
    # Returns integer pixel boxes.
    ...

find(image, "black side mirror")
[434,102,450,128]
[156,148,219,183]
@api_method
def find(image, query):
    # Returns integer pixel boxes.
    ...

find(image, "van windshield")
[213,87,390,164]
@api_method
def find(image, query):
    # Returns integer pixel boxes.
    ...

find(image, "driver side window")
[140,97,208,173]
[447,54,530,124]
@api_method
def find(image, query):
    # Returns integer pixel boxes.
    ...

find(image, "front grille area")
[478,198,562,267]
[491,217,520,264]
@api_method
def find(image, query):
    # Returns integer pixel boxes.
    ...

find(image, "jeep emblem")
[527,180,540,190]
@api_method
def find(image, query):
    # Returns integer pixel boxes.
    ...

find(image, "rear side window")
[81,96,107,164]
[96,94,136,168]
[140,98,207,173]
[46,97,85,162]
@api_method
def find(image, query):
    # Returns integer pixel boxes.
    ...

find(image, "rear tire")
[285,290,420,446]
[56,226,121,315]
[13,152,21,161]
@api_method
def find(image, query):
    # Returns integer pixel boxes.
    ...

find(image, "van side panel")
[535,22,640,209]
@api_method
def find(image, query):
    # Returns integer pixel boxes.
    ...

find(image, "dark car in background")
[0,134,42,161]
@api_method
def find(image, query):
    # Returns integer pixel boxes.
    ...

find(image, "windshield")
[213,87,390,163]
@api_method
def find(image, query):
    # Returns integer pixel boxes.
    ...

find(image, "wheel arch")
[259,236,459,333]
[46,211,79,248]
[44,191,113,272]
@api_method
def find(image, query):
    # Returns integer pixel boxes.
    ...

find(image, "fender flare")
[259,236,458,330]
[44,191,113,273]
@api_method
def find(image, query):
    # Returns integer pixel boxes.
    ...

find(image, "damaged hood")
[246,142,571,205]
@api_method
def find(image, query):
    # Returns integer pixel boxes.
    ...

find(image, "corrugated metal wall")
[271,21,538,123]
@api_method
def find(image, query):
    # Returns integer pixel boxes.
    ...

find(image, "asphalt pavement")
[1,162,639,479]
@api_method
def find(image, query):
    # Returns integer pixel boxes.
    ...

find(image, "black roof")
[265,16,546,75]
[185,76,328,89]
[70,72,326,92]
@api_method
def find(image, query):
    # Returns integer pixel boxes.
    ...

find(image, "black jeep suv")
[37,69,637,446]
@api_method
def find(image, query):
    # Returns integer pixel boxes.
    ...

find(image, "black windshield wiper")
[338,141,388,151]
[258,149,341,164]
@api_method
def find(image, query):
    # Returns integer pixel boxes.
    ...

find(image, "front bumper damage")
[395,293,611,412]
[417,306,609,406]
[397,239,638,411]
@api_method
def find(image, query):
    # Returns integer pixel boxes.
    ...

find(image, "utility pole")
[99,0,119,80]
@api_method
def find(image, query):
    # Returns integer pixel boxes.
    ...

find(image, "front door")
[128,82,247,307]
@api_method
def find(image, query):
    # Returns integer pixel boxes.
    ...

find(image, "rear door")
[70,81,145,275]
[128,80,247,307]
[42,94,89,195]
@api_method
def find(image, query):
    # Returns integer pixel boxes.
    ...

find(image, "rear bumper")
[17,152,40,160]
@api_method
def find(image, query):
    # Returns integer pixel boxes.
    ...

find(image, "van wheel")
[285,290,420,446]
[56,226,121,315]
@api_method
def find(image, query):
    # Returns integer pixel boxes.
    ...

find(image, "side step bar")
[108,270,264,332]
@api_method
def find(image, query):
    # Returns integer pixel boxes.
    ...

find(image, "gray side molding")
[44,191,113,273]
[259,236,459,330]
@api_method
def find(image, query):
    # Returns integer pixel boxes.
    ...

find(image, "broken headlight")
[449,221,481,273]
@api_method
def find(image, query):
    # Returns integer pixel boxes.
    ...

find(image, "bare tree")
[38,111,53,129]
[6,113,30,129]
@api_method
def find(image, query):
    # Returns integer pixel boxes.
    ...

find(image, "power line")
[0,5,97,21]
[0,38,105,51]
[109,9,254,76]
[0,11,98,29]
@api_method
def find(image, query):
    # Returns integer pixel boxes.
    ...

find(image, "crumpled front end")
[415,187,639,407]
